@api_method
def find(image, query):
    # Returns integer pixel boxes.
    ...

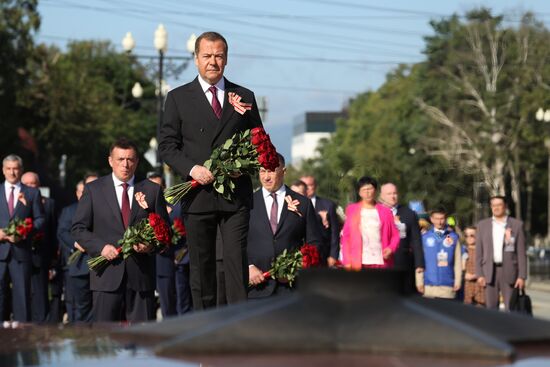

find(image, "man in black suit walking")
[0,155,44,322]
[248,154,322,298]
[379,182,424,293]
[300,175,340,266]
[72,139,170,322]
[159,32,263,309]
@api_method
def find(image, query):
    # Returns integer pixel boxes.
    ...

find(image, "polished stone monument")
[115,269,550,363]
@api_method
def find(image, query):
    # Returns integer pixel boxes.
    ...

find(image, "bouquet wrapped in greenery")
[165,127,278,203]
[261,244,320,286]
[4,217,33,243]
[87,213,171,272]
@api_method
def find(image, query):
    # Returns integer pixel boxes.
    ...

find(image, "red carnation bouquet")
[87,213,171,272]
[4,217,33,243]
[165,127,279,203]
[261,243,320,287]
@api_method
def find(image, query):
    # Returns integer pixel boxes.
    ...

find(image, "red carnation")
[300,243,320,268]
[173,218,186,236]
[148,213,160,228]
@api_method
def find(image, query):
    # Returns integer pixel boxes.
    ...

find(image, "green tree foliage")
[17,40,157,186]
[299,65,474,225]
[297,9,550,233]
[0,0,40,155]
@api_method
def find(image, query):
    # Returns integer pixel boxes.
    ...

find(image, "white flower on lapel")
[134,192,148,210]
[228,92,252,115]
[18,192,27,206]
[285,195,302,217]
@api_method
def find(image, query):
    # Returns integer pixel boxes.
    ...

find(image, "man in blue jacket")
[418,208,462,299]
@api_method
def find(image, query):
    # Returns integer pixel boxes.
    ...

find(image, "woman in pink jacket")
[340,176,400,270]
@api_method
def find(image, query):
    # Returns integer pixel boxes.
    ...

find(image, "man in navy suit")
[0,155,45,322]
[300,175,340,266]
[72,139,170,322]
[58,176,97,322]
[248,154,322,298]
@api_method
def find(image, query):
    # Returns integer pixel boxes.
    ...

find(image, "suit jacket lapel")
[0,184,8,219]
[13,185,27,218]
[129,180,143,225]
[102,176,124,231]
[255,190,273,236]
[275,187,291,235]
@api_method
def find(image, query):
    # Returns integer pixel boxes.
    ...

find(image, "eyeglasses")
[465,234,476,238]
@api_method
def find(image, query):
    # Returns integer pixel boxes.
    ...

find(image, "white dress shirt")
[262,186,286,223]
[189,75,226,178]
[492,216,507,264]
[112,173,135,210]
[197,75,225,108]
[310,195,317,209]
[4,181,21,212]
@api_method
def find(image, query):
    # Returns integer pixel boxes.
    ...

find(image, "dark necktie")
[269,193,278,234]
[121,182,130,229]
[7,186,14,217]
[209,85,222,119]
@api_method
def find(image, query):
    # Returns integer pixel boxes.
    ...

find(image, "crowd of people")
[0,31,528,324]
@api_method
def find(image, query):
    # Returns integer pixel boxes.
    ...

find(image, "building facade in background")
[291,111,345,167]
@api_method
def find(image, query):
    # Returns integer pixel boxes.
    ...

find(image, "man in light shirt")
[475,196,526,310]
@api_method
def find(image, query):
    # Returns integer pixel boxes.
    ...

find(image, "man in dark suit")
[0,155,45,322]
[380,182,424,293]
[21,171,57,322]
[58,177,96,322]
[475,196,527,310]
[72,139,170,322]
[300,175,340,266]
[248,154,322,298]
[159,31,263,310]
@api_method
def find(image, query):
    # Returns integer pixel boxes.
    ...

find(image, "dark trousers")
[175,263,192,315]
[157,274,177,318]
[485,264,514,310]
[393,250,417,294]
[92,286,155,323]
[0,256,31,322]
[70,274,93,322]
[185,208,249,310]
[31,264,50,322]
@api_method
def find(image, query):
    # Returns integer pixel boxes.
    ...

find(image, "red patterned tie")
[121,183,130,229]
[209,85,222,119]
[269,193,278,234]
[7,186,14,217]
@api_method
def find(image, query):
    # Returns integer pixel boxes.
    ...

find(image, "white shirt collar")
[112,173,135,187]
[4,181,21,190]
[262,185,286,199]
[492,216,508,225]
[197,75,225,94]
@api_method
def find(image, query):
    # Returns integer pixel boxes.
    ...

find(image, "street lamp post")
[536,107,550,240]
[154,24,167,174]
[122,27,196,180]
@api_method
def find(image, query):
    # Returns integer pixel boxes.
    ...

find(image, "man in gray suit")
[475,196,527,310]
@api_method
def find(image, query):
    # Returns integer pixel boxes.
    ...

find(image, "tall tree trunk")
[508,159,522,220]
